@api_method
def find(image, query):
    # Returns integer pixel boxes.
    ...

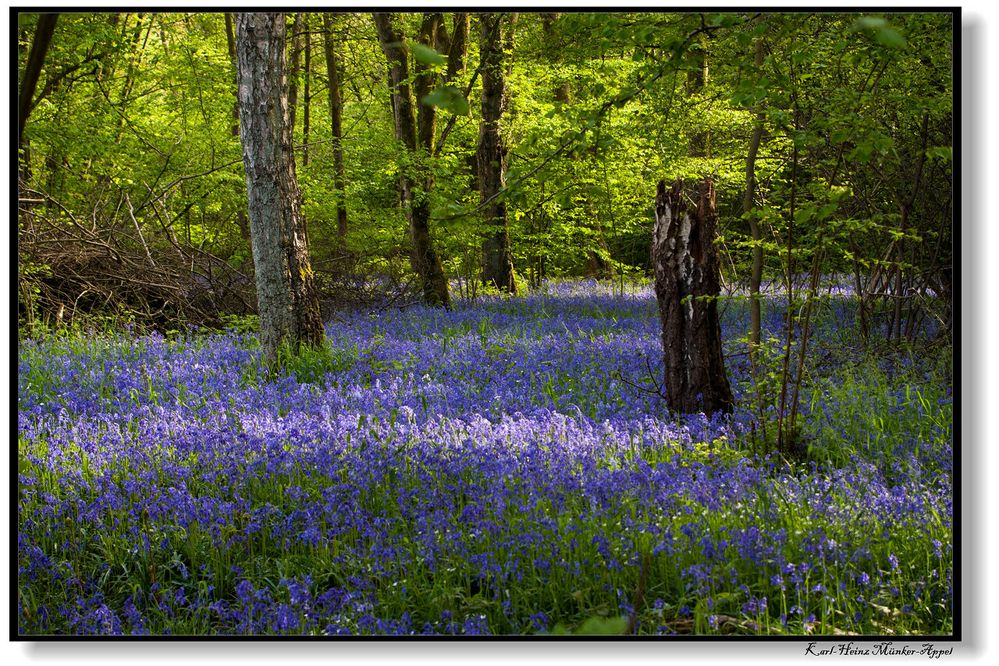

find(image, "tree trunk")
[288,13,303,145]
[478,13,517,294]
[890,112,930,343]
[322,14,348,242]
[373,12,451,308]
[653,177,734,415]
[743,36,766,349]
[223,14,240,139]
[18,13,58,151]
[446,13,469,84]
[235,12,324,362]
[415,13,443,153]
[302,14,311,167]
[224,13,251,247]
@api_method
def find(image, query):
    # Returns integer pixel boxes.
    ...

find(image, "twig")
[124,193,156,267]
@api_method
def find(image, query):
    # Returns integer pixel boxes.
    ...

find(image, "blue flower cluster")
[17,283,952,635]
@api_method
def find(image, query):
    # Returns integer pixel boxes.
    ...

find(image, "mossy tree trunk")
[373,12,451,308]
[235,12,325,362]
[478,12,517,295]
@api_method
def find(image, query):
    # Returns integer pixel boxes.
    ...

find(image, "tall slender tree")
[373,12,451,307]
[223,12,251,244]
[302,14,312,168]
[478,13,516,294]
[742,34,766,351]
[321,13,348,241]
[235,12,324,362]
[18,13,58,152]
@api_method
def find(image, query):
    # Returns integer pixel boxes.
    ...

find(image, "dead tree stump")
[652,177,734,415]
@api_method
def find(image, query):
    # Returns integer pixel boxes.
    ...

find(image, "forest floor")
[17,280,953,636]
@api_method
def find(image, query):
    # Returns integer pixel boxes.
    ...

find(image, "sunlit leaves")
[421,84,469,116]
[848,15,907,49]
[411,42,447,66]
[925,146,951,162]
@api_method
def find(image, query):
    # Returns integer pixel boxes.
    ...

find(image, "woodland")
[17,11,954,637]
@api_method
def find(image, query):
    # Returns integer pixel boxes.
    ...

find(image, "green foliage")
[272,339,356,386]
[411,42,447,66]
[218,313,259,334]
[848,16,908,49]
[551,615,629,636]
[17,10,952,348]
[421,84,470,116]
[803,345,953,473]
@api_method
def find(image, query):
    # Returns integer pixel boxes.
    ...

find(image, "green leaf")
[411,42,447,66]
[848,16,906,48]
[830,129,850,144]
[874,27,906,49]
[849,16,887,32]
[421,85,469,116]
[704,14,740,28]
[849,142,874,164]
[926,146,952,161]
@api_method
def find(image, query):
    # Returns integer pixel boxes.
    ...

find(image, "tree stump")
[652,177,734,415]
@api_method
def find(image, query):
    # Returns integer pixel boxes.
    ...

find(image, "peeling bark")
[653,177,733,415]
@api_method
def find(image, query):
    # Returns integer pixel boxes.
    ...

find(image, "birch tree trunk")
[478,12,517,294]
[653,177,733,415]
[235,12,324,362]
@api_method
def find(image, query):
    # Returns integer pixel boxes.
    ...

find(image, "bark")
[446,13,469,83]
[224,13,250,245]
[373,14,416,152]
[415,13,443,155]
[288,13,303,140]
[541,13,571,103]
[743,36,766,349]
[322,14,348,241]
[373,12,451,308]
[429,12,470,157]
[478,13,517,294]
[302,14,311,167]
[235,12,324,362]
[223,13,239,138]
[19,13,59,150]
[653,177,734,415]
[504,13,518,78]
